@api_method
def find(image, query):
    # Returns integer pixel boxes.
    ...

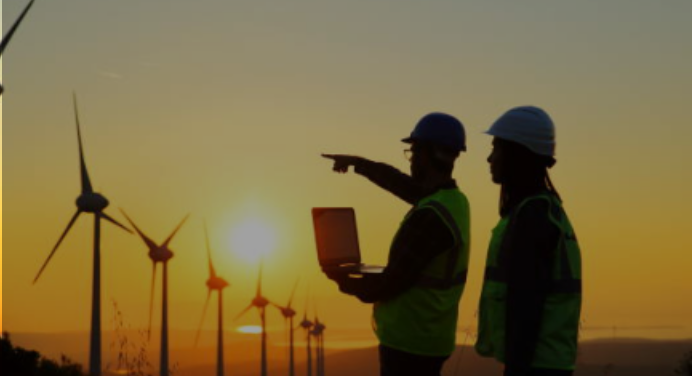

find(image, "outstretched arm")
[321,154,430,205]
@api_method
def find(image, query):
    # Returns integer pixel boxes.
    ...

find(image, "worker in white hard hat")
[475,106,583,376]
[321,113,471,376]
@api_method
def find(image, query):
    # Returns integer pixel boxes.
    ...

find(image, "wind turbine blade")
[287,278,300,308]
[204,221,216,278]
[256,261,263,297]
[148,262,157,340]
[119,209,158,250]
[0,0,36,56]
[33,210,81,284]
[271,302,285,311]
[73,93,93,194]
[301,283,311,320]
[102,212,132,234]
[233,303,254,321]
[163,214,190,246]
[194,289,213,347]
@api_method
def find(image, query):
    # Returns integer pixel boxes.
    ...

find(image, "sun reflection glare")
[236,325,263,334]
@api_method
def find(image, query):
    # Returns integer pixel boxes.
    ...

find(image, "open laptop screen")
[312,208,362,266]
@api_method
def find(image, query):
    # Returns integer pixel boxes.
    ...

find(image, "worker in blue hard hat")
[476,106,582,376]
[322,112,471,376]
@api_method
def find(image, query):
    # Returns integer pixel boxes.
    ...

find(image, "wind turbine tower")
[273,279,299,376]
[298,301,314,376]
[120,210,189,376]
[33,93,132,376]
[311,316,326,376]
[194,223,230,376]
[235,262,273,376]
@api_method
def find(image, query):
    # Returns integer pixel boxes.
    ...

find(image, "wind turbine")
[272,279,299,376]
[311,316,326,376]
[298,296,314,376]
[234,262,272,376]
[119,209,189,376]
[0,0,36,96]
[33,93,132,376]
[194,223,230,376]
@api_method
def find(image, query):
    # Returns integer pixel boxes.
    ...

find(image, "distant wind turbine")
[298,294,314,376]
[119,209,189,376]
[310,311,326,376]
[0,0,36,96]
[272,279,300,376]
[194,222,230,376]
[33,93,132,376]
[234,262,273,376]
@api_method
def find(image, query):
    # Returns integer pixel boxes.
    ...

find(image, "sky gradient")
[2,0,692,343]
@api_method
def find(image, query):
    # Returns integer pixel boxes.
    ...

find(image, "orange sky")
[2,0,691,343]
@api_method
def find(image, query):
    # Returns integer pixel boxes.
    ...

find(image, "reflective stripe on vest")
[484,266,581,294]
[417,270,468,289]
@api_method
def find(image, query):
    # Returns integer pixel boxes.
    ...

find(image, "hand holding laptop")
[312,208,384,275]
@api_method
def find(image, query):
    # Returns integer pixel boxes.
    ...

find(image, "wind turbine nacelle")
[207,277,229,290]
[282,307,296,318]
[149,249,174,263]
[300,319,313,329]
[252,296,269,308]
[76,193,109,212]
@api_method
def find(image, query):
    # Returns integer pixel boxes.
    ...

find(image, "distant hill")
[8,332,691,376]
[283,339,692,376]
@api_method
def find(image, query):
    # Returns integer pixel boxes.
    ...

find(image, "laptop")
[312,208,384,274]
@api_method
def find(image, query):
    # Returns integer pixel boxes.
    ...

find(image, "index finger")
[321,153,338,160]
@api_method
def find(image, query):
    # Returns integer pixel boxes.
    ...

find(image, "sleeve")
[503,199,560,371]
[335,207,455,303]
[353,159,431,205]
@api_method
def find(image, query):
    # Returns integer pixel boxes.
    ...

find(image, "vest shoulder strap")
[415,199,466,289]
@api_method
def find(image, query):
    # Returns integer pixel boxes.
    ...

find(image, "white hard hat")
[485,106,555,157]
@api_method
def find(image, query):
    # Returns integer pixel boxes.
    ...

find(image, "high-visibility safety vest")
[373,188,470,357]
[475,193,582,370]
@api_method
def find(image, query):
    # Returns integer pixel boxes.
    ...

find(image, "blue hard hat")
[402,112,466,152]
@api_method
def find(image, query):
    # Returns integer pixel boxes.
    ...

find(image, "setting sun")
[229,217,277,264]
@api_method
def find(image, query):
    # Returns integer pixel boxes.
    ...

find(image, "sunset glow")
[2,3,692,376]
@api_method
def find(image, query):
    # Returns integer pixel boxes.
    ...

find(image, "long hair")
[498,140,560,216]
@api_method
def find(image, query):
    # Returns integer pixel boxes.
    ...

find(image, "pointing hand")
[321,154,361,174]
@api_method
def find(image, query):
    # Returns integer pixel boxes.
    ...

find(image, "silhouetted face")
[488,137,508,184]
[409,142,432,182]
